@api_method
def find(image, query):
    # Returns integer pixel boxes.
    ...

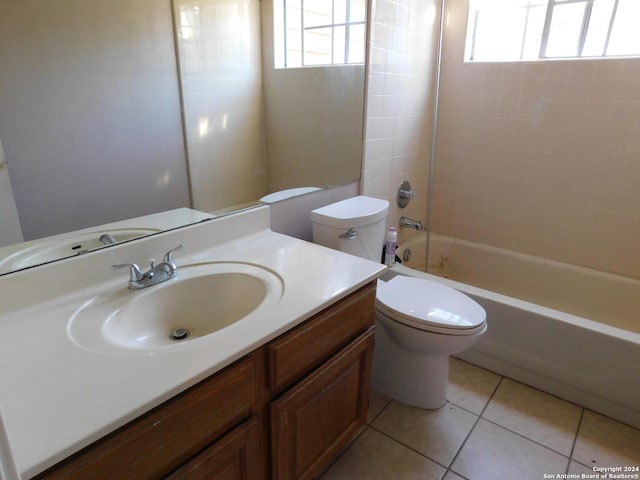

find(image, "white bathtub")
[393,232,640,429]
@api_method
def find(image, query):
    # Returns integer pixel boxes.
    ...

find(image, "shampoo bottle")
[384,227,397,266]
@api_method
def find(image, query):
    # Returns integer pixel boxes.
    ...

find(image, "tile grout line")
[441,375,506,479]
[566,408,586,474]
[319,424,371,478]
[367,395,393,425]
[457,375,584,462]
[478,416,572,461]
[466,376,576,464]
[320,391,393,479]
[368,422,452,472]
[369,397,463,472]
[349,394,461,476]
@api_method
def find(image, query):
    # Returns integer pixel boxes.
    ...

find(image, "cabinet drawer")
[34,350,263,480]
[165,416,263,480]
[270,329,374,480]
[268,281,375,394]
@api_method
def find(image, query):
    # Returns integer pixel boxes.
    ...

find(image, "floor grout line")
[442,375,505,478]
[366,376,508,476]
[366,395,393,426]
[368,422,452,472]
[443,469,472,480]
[318,424,371,478]
[478,416,572,459]
[565,408,586,474]
[467,374,582,461]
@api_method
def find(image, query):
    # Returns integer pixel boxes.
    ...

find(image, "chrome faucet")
[99,233,117,246]
[399,216,423,231]
[112,245,183,290]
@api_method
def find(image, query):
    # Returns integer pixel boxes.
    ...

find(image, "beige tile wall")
[361,0,439,238]
[432,0,640,279]
[175,0,268,212]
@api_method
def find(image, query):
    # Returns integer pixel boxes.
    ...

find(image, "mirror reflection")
[0,0,366,275]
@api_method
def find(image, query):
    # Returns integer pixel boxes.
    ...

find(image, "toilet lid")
[376,276,486,334]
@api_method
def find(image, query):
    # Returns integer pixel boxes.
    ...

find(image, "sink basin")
[0,228,157,273]
[68,262,284,354]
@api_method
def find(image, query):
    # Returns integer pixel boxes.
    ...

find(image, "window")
[466,0,640,61]
[274,0,366,68]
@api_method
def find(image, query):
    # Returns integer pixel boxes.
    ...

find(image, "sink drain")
[171,328,190,341]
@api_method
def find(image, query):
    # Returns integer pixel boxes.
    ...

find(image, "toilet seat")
[376,276,486,336]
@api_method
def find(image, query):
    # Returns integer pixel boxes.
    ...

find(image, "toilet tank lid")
[311,196,389,229]
[259,187,322,204]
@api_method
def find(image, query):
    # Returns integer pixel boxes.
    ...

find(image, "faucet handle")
[111,263,145,282]
[397,180,416,208]
[162,245,183,265]
[398,189,416,200]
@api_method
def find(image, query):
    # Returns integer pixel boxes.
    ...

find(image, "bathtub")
[392,232,640,429]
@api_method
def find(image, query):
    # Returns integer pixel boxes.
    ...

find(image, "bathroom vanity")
[34,282,375,480]
[0,206,384,479]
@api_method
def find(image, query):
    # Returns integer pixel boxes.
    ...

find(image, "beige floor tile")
[568,461,596,475]
[448,357,501,415]
[320,428,446,480]
[451,419,568,480]
[372,400,478,466]
[367,389,391,424]
[572,410,640,468]
[482,378,582,455]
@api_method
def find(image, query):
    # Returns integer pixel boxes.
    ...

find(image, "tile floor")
[320,358,640,480]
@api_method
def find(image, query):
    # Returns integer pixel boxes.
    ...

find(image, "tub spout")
[399,216,423,231]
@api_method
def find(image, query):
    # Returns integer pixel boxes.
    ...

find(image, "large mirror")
[0,0,366,275]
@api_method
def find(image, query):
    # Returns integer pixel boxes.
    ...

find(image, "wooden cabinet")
[32,281,376,480]
[270,329,374,480]
[165,417,262,480]
[267,281,376,480]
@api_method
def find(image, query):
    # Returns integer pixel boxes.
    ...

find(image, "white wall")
[0,0,191,241]
[175,0,269,213]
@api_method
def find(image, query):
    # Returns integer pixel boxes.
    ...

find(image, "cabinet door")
[165,416,263,480]
[271,329,374,480]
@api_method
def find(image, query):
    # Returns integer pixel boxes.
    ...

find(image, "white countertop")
[0,206,385,478]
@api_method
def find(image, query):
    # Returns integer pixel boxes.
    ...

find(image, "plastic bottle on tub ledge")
[384,227,397,267]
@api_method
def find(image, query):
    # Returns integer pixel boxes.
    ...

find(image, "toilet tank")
[311,196,389,262]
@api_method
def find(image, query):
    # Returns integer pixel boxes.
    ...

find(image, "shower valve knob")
[399,189,416,199]
[397,180,416,208]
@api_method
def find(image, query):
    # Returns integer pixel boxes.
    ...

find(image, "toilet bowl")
[311,196,486,409]
[373,275,486,408]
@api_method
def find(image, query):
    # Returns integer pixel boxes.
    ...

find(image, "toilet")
[311,196,486,409]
